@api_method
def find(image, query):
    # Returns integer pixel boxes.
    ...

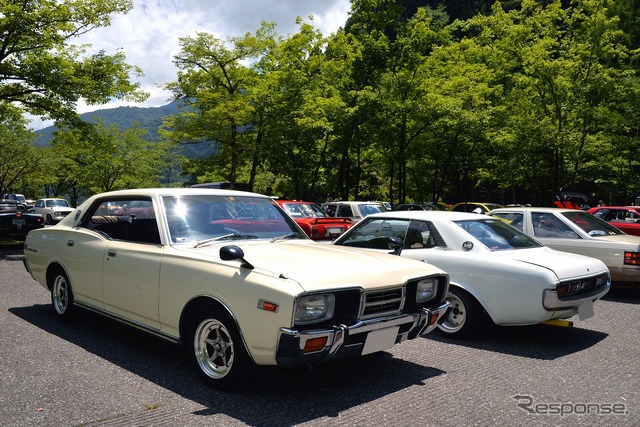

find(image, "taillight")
[624,251,640,266]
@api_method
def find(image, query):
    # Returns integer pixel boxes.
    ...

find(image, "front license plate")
[362,326,399,355]
[578,299,594,320]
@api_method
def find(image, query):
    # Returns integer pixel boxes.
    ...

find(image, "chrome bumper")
[275,301,450,367]
[543,281,611,310]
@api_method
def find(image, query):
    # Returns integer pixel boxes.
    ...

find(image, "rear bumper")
[275,301,450,367]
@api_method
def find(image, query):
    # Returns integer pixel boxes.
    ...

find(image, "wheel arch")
[447,281,494,323]
[45,262,70,291]
[178,296,253,362]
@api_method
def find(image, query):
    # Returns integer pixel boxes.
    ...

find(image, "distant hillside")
[33,101,213,159]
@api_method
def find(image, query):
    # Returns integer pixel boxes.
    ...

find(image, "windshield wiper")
[271,233,302,242]
[194,233,258,248]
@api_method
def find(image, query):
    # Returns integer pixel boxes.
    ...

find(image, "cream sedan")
[489,207,640,285]
[23,188,450,390]
[333,211,610,337]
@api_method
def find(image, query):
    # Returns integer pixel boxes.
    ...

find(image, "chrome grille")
[360,287,405,319]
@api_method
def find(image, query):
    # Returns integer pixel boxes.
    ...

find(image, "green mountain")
[33,101,213,159]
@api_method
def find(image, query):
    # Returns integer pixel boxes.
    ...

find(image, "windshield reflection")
[162,195,302,244]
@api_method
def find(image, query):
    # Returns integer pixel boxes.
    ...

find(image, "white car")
[322,201,386,222]
[489,207,640,285]
[32,198,75,224]
[333,210,610,337]
[23,188,450,389]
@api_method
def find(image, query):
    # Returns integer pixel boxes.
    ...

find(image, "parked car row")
[18,188,639,391]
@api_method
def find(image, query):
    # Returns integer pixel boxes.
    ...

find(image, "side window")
[492,212,524,231]
[532,212,577,238]
[337,205,353,217]
[84,198,160,244]
[403,220,440,249]
[340,219,409,249]
[323,204,337,217]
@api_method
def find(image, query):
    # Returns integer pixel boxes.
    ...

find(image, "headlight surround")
[294,294,335,324]
[416,278,436,303]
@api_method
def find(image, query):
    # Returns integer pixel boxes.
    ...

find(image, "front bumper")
[543,281,611,310]
[275,301,450,367]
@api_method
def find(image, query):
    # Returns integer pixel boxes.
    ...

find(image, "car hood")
[497,247,608,279]
[49,206,74,212]
[179,239,446,293]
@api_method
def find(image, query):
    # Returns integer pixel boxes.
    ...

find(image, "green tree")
[0,0,148,123]
[162,24,277,188]
[51,120,169,195]
[0,104,42,195]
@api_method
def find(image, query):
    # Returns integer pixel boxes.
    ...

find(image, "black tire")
[50,269,76,322]
[189,307,251,390]
[438,287,486,338]
[45,214,53,225]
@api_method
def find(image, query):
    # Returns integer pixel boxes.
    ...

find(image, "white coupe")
[22,188,450,389]
[333,210,610,337]
[489,207,640,285]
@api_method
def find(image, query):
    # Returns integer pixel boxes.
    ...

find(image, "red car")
[276,200,354,240]
[588,206,640,236]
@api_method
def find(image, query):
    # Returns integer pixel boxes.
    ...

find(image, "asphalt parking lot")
[1,248,639,427]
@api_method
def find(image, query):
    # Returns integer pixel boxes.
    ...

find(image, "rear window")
[455,218,543,251]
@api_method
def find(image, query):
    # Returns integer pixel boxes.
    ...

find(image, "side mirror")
[220,245,254,269]
[387,236,404,256]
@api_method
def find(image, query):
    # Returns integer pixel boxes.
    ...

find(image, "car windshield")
[162,195,302,244]
[562,211,625,236]
[49,199,70,207]
[455,218,543,251]
[281,202,328,218]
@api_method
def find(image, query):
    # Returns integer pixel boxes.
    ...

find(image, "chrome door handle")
[107,249,117,257]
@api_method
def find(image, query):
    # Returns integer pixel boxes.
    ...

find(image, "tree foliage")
[4,0,640,207]
[0,0,148,123]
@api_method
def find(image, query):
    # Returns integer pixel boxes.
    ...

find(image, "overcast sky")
[30,0,351,129]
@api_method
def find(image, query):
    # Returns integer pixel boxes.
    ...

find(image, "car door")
[59,225,109,308]
[83,198,164,328]
[101,239,163,328]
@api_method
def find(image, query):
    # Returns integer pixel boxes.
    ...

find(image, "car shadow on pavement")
[603,286,640,304]
[9,303,446,426]
[426,323,608,361]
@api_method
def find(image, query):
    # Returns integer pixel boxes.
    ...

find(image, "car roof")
[277,200,315,204]
[365,210,485,221]
[87,188,268,199]
[325,201,381,205]
[490,206,580,214]
[592,206,640,210]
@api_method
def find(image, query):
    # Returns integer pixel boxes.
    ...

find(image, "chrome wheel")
[193,318,235,380]
[50,269,76,321]
[52,274,70,315]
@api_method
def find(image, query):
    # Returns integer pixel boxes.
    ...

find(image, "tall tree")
[0,104,42,195]
[162,24,277,188]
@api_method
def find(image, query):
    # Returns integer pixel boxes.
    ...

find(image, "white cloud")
[28,0,351,129]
